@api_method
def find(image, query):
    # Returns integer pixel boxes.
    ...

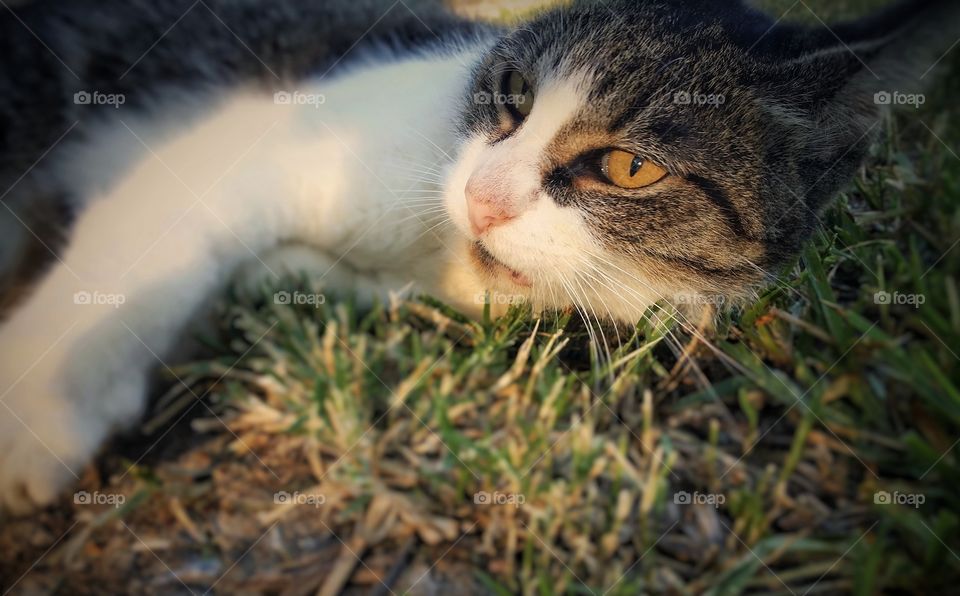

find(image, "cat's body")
[0,0,956,512]
[0,3,497,512]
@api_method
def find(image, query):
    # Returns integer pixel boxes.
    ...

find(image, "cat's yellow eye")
[601,150,667,189]
[503,70,534,119]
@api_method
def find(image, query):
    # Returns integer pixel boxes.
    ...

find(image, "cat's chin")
[470,242,532,288]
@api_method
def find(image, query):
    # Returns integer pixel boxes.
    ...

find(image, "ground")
[2,0,959,594]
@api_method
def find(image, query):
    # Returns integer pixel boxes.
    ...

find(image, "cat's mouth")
[471,242,532,287]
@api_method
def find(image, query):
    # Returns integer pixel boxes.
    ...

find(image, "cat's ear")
[765,0,959,208]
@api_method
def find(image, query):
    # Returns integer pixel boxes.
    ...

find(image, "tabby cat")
[0,0,955,512]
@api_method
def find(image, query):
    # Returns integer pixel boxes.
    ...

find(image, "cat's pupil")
[509,72,524,95]
[630,156,643,177]
[503,71,533,119]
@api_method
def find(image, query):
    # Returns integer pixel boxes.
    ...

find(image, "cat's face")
[443,0,906,322]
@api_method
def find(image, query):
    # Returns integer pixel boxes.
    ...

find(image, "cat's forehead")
[492,2,758,136]
[500,1,740,72]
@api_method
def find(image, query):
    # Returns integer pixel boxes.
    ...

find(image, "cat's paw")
[0,388,102,514]
[0,338,150,514]
[0,308,152,513]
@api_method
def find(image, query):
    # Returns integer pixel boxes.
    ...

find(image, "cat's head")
[443,0,955,322]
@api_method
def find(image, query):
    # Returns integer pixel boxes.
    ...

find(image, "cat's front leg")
[0,167,291,513]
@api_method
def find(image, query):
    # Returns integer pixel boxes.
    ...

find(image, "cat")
[0,0,955,513]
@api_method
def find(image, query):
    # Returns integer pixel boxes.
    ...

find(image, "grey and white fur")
[0,0,955,512]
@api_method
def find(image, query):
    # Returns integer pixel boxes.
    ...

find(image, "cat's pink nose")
[465,177,515,235]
